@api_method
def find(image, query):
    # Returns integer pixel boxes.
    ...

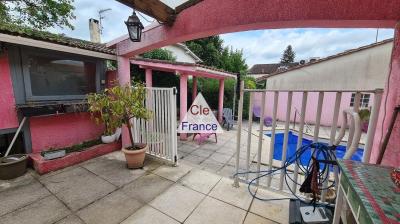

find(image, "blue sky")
[50,0,394,67]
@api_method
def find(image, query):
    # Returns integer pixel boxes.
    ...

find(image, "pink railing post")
[218,79,225,123]
[179,73,188,140]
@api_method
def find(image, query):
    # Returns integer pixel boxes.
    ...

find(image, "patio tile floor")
[149,184,205,222]
[179,169,221,194]
[0,123,291,224]
[40,166,117,211]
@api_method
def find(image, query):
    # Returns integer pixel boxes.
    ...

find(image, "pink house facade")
[253,40,392,127]
[0,27,117,158]
[253,92,369,127]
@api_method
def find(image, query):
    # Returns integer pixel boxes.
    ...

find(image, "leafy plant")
[0,0,75,30]
[359,109,371,122]
[142,48,176,61]
[107,82,152,150]
[87,92,120,136]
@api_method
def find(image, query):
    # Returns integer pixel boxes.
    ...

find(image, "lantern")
[125,11,144,42]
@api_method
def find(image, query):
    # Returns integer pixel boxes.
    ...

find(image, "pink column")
[192,76,197,101]
[145,68,152,87]
[371,23,400,167]
[180,74,188,140]
[218,79,225,123]
[117,56,131,147]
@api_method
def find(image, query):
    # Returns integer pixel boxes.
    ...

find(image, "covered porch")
[131,58,237,140]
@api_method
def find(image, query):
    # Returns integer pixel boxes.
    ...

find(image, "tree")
[186,36,248,74]
[186,36,224,68]
[0,0,75,30]
[186,36,253,118]
[280,45,296,63]
[142,48,176,61]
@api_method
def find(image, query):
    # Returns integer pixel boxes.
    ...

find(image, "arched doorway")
[111,0,400,166]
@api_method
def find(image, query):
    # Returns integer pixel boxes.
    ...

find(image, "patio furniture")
[264,116,273,127]
[333,160,400,224]
[253,106,273,127]
[222,108,234,131]
[192,133,217,144]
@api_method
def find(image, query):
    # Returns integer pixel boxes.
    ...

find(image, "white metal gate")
[130,87,178,165]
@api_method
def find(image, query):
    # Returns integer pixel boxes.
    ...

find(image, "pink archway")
[111,0,400,166]
[109,0,400,57]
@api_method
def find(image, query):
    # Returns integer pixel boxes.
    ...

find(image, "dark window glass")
[350,93,370,108]
[28,56,96,96]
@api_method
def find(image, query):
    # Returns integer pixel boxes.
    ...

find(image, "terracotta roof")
[256,38,393,82]
[248,63,299,74]
[0,23,115,55]
[133,58,237,76]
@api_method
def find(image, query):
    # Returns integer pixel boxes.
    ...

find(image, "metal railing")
[233,82,383,202]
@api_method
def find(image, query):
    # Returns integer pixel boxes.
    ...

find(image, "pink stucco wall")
[371,25,400,167]
[29,70,118,153]
[0,51,19,129]
[253,92,367,127]
[30,113,103,153]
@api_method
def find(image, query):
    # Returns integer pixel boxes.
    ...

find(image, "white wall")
[162,45,198,63]
[265,41,393,92]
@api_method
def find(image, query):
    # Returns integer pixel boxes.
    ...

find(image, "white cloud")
[47,1,394,67]
[221,28,394,67]
[48,0,153,43]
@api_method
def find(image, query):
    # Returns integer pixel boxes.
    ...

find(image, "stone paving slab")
[77,189,143,224]
[249,188,290,224]
[209,177,255,210]
[55,214,85,224]
[40,166,116,211]
[184,196,247,224]
[0,195,70,224]
[149,184,205,222]
[152,163,192,182]
[82,156,146,187]
[121,205,180,224]
[243,212,279,224]
[0,179,50,216]
[121,173,174,204]
[179,169,221,194]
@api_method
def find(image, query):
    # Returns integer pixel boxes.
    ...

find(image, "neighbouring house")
[0,24,118,162]
[253,39,393,128]
[161,43,202,63]
[248,62,299,79]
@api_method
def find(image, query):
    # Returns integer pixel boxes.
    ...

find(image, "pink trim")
[0,51,19,129]
[116,0,400,56]
[192,76,197,101]
[145,68,153,87]
[218,79,225,123]
[30,142,121,175]
[117,56,132,147]
[371,23,400,167]
[180,74,188,140]
[132,59,235,79]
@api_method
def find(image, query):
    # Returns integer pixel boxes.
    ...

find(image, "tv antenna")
[98,8,112,34]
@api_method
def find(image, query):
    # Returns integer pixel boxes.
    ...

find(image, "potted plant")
[359,109,371,133]
[87,92,119,143]
[108,82,151,169]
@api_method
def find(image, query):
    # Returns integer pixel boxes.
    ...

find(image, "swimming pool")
[265,131,364,166]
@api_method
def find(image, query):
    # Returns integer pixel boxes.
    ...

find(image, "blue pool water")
[266,131,363,166]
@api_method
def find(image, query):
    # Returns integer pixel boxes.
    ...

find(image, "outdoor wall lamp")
[125,10,144,42]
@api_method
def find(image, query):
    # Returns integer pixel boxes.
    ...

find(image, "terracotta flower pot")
[122,144,147,169]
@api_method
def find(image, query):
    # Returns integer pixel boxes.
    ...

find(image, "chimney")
[89,18,101,43]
